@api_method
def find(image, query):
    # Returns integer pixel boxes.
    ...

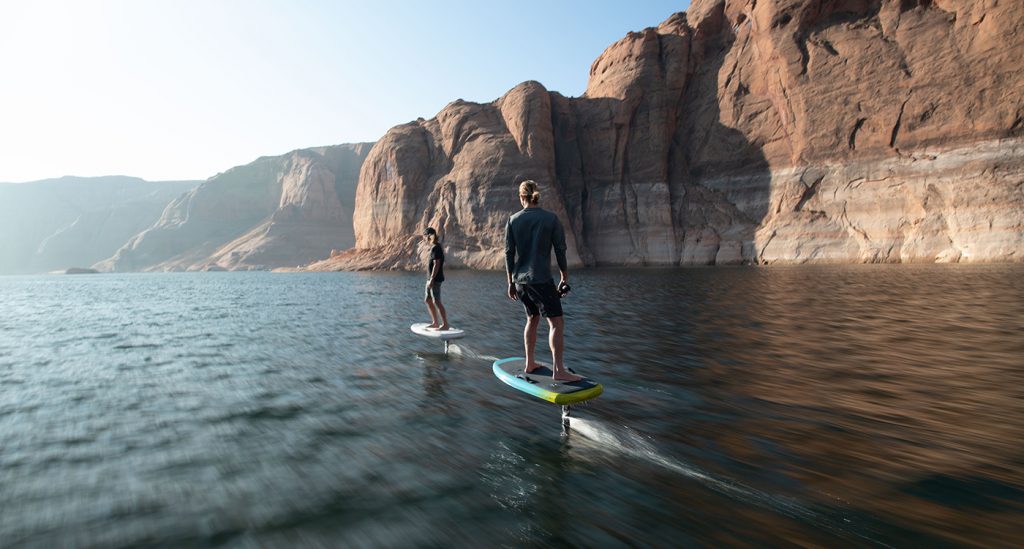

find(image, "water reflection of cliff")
[586,265,1024,543]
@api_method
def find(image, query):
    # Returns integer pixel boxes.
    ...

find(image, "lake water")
[1,266,1022,547]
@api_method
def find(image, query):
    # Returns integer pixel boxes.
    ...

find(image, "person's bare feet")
[436,324,450,331]
[552,368,583,382]
[426,322,440,329]
[523,362,543,374]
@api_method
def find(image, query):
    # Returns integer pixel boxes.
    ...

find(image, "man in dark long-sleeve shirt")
[504,180,581,382]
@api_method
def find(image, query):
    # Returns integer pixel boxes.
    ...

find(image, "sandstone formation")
[97,143,373,272]
[0,176,197,275]
[311,0,1023,271]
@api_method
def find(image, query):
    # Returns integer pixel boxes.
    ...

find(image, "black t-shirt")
[427,243,445,282]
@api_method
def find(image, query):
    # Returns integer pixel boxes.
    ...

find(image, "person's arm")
[504,219,518,300]
[428,245,443,284]
[429,256,443,283]
[553,217,568,285]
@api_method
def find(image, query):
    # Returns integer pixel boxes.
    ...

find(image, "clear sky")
[0,1,689,183]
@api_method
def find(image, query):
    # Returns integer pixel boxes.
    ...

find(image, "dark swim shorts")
[425,281,442,302]
[516,281,563,318]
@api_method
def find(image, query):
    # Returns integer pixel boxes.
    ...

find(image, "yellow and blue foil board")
[493,357,603,405]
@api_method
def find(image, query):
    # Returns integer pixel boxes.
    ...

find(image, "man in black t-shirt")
[423,227,449,331]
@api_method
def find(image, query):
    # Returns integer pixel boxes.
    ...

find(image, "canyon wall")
[311,0,1022,271]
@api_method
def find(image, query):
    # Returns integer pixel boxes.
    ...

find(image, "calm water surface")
[1,266,1022,547]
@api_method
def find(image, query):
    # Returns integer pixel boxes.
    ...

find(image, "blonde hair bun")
[518,180,541,204]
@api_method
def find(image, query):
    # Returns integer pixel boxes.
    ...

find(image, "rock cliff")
[311,0,1023,270]
[97,143,373,272]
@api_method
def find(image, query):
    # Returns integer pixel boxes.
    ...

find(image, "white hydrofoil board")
[410,323,465,340]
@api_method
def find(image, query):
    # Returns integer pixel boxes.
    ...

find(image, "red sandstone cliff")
[311,0,1023,271]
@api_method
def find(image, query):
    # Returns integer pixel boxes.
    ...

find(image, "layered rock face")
[97,143,372,272]
[314,0,1022,271]
[317,84,584,271]
[0,177,197,275]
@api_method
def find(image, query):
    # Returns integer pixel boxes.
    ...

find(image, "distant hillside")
[0,176,198,275]
[96,143,373,272]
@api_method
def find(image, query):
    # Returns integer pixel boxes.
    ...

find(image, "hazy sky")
[0,0,689,183]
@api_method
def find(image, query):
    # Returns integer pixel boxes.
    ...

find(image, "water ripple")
[0,266,1021,546]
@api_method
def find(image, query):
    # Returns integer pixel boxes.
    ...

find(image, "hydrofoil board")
[410,323,465,340]
[492,357,603,405]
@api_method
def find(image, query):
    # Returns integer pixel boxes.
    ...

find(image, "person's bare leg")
[425,298,439,328]
[523,315,541,373]
[436,302,450,330]
[548,316,581,382]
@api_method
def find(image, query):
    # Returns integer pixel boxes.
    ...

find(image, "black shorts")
[516,281,563,318]
[425,281,442,302]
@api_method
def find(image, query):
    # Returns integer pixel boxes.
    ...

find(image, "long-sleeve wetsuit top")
[504,207,567,284]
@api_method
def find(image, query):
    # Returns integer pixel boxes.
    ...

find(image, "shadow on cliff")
[673,24,772,265]
[553,25,771,266]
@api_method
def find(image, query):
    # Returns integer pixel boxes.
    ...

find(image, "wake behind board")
[410,323,465,340]
[492,357,603,405]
